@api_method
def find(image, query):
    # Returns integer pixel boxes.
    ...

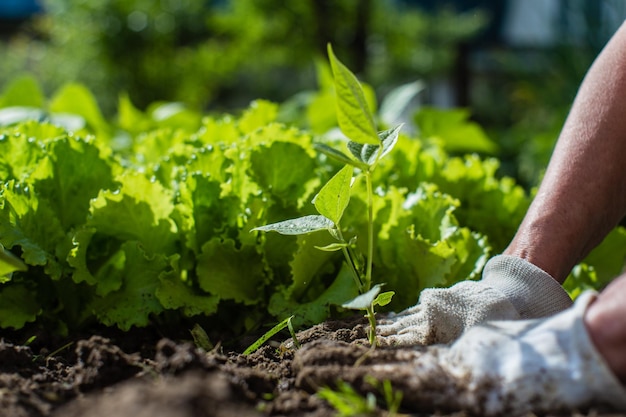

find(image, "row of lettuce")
[0,78,624,338]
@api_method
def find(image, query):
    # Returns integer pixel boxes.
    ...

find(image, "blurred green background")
[1,0,625,187]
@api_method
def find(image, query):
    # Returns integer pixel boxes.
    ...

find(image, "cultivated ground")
[1,316,624,417]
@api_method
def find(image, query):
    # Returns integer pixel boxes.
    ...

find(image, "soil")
[1,316,625,417]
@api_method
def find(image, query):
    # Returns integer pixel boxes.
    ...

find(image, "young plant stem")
[336,227,364,292]
[366,304,378,347]
[365,170,374,292]
[364,170,378,347]
[337,217,377,347]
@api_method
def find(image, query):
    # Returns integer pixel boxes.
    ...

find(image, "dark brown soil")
[1,317,624,417]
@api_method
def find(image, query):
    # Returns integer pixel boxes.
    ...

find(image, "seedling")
[317,378,403,417]
[243,315,300,355]
[253,45,401,347]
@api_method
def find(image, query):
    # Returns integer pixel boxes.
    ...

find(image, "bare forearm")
[505,22,626,283]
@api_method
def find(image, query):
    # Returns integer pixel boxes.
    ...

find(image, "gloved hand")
[376,254,573,345]
[295,291,626,416]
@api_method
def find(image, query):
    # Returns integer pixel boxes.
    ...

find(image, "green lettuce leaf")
[31,136,116,229]
[0,244,27,279]
[414,107,497,154]
[249,141,319,206]
[0,284,41,329]
[86,171,177,255]
[0,75,44,108]
[91,241,167,330]
[0,181,66,279]
[0,123,50,182]
[269,263,358,327]
[49,83,109,136]
[156,256,220,317]
[196,238,267,305]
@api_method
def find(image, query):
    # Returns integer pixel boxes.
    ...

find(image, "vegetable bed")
[1,52,625,416]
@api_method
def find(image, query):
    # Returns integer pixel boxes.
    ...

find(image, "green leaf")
[414,107,497,154]
[91,241,167,330]
[49,83,109,134]
[371,185,490,310]
[87,172,177,255]
[156,266,220,317]
[580,226,626,285]
[0,124,49,181]
[347,124,403,166]
[435,155,530,252]
[238,100,279,134]
[0,75,44,108]
[373,291,395,307]
[377,124,403,161]
[565,227,626,297]
[196,238,266,305]
[379,81,425,127]
[31,136,116,230]
[0,244,26,279]
[0,181,66,279]
[313,165,353,225]
[252,215,334,236]
[346,141,379,167]
[327,44,378,145]
[0,284,41,329]
[249,141,319,206]
[190,323,214,351]
[177,173,240,254]
[117,92,153,135]
[269,263,358,328]
[341,284,382,310]
[285,232,340,301]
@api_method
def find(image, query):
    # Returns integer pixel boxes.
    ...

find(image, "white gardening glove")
[439,290,626,415]
[377,254,573,345]
[294,291,626,415]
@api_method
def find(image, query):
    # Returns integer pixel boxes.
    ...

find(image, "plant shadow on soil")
[0,316,624,417]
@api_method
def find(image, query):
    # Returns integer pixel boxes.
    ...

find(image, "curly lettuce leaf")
[249,140,319,207]
[269,263,358,327]
[156,257,220,318]
[176,173,241,254]
[87,171,177,255]
[197,238,267,305]
[0,181,66,279]
[0,124,48,182]
[0,75,44,108]
[0,284,41,329]
[414,107,497,154]
[90,241,167,330]
[31,136,116,229]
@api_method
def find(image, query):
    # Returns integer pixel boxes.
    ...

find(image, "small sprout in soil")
[243,315,299,355]
[317,381,378,416]
[318,378,403,417]
[190,323,214,351]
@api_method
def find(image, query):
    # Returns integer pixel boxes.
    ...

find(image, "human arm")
[504,20,626,283]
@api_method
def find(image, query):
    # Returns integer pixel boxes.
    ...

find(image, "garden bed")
[2,318,625,417]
